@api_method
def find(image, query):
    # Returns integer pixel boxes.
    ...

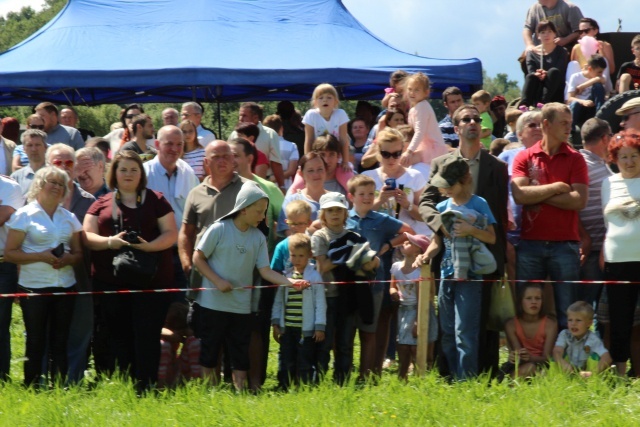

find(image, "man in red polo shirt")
[511,102,588,330]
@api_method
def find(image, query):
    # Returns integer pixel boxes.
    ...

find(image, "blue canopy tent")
[0,0,482,106]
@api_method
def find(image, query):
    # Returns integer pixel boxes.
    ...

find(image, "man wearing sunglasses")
[34,102,85,151]
[615,97,640,132]
[419,104,509,377]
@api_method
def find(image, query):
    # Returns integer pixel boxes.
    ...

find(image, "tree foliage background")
[0,0,520,139]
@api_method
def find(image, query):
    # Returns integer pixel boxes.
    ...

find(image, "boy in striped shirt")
[271,233,326,389]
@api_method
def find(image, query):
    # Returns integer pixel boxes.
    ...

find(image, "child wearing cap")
[311,191,379,383]
[424,157,497,380]
[390,233,437,380]
[193,181,309,391]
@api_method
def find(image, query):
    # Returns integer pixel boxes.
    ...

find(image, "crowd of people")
[1,0,640,393]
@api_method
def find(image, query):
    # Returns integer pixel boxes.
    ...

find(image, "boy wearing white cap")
[193,181,308,390]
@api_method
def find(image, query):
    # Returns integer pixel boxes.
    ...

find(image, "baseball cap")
[430,157,469,188]
[404,233,430,252]
[319,192,348,210]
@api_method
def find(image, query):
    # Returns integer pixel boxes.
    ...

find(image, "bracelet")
[107,236,112,249]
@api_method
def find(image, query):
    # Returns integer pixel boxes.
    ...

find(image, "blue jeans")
[277,326,317,389]
[516,240,580,329]
[438,278,482,380]
[0,262,18,381]
[569,83,605,128]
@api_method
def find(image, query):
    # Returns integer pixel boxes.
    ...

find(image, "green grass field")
[2,304,640,426]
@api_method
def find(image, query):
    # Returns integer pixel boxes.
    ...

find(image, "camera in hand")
[123,230,140,244]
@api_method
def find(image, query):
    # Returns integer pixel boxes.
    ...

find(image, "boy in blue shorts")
[193,181,308,390]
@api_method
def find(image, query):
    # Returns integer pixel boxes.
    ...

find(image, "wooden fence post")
[415,263,432,377]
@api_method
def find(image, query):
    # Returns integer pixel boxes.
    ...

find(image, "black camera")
[123,230,140,244]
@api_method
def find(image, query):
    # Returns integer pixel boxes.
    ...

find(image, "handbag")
[111,190,159,288]
[487,274,516,331]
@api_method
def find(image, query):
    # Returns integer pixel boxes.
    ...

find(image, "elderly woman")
[602,131,640,376]
[83,150,177,392]
[12,114,47,172]
[5,166,83,386]
[276,152,329,236]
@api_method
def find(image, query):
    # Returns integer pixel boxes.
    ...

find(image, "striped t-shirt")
[284,272,304,328]
[579,149,612,249]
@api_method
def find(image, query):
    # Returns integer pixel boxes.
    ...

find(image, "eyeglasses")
[45,180,65,188]
[51,159,75,168]
[380,150,403,159]
[459,116,481,124]
[578,28,594,34]
[622,111,640,122]
[28,125,45,130]
[526,122,542,129]
[125,114,137,119]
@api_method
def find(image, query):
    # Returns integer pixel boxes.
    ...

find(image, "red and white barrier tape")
[0,276,635,298]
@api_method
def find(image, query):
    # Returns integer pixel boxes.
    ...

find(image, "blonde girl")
[400,73,448,167]
[303,83,351,171]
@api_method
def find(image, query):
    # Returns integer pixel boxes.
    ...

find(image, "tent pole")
[217,100,222,139]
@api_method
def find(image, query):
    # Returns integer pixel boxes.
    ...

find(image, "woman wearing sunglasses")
[12,114,47,172]
[103,104,154,157]
[566,18,615,97]
[362,127,430,237]
[570,18,615,75]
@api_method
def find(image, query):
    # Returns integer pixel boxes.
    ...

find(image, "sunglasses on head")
[28,124,45,130]
[380,150,403,159]
[459,116,481,124]
[51,159,74,168]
